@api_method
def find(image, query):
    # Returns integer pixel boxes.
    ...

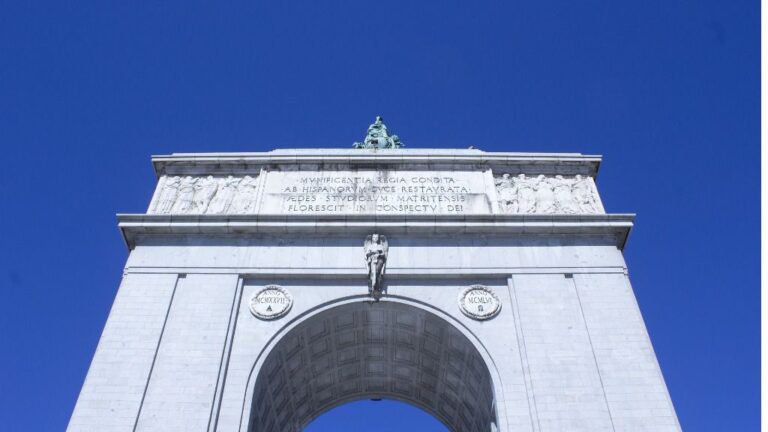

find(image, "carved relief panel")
[149,175,261,214]
[494,174,605,214]
[148,172,605,215]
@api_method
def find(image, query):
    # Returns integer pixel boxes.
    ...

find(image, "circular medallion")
[458,285,501,320]
[249,285,293,320]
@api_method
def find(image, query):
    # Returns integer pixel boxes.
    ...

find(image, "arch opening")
[248,301,497,432]
[304,399,449,431]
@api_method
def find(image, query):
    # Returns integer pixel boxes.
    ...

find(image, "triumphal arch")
[69,118,681,431]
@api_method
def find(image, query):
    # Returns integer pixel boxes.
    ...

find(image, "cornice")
[117,213,633,250]
[150,149,602,178]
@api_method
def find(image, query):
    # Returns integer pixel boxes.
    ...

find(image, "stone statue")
[364,234,389,299]
[353,116,404,149]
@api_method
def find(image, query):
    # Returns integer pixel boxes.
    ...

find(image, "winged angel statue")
[364,234,389,299]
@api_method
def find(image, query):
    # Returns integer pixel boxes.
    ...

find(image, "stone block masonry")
[69,148,680,432]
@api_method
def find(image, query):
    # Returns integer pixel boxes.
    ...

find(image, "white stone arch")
[237,295,509,432]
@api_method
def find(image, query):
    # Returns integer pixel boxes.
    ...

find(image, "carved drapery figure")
[206,176,240,214]
[171,176,198,213]
[552,175,579,213]
[495,173,603,214]
[231,175,260,214]
[353,116,404,149]
[573,174,600,213]
[495,174,517,213]
[154,176,181,213]
[150,174,261,215]
[194,176,219,214]
[364,234,389,299]
[515,174,537,213]
[533,175,556,213]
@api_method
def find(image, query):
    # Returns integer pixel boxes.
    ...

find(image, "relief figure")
[573,175,600,213]
[495,173,518,212]
[553,175,579,213]
[533,175,556,213]
[154,176,181,214]
[206,176,240,214]
[231,175,260,214]
[193,175,219,214]
[515,174,536,213]
[495,173,602,215]
[171,176,198,213]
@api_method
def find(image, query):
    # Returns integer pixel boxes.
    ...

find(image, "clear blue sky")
[0,1,758,431]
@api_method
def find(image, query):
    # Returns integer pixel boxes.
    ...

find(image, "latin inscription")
[262,170,491,215]
[250,285,293,320]
[458,285,501,320]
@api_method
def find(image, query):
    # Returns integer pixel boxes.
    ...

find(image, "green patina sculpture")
[353,116,404,149]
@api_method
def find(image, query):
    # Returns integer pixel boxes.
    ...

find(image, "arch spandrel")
[245,300,501,432]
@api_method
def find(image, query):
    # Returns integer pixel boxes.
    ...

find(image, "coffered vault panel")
[249,301,496,432]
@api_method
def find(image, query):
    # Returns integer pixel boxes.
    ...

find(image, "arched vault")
[249,301,498,432]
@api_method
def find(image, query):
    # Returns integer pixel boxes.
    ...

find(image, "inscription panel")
[458,285,501,320]
[249,285,293,320]
[260,170,492,215]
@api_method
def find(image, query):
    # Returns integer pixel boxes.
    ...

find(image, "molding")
[150,149,602,178]
[122,267,629,276]
[117,213,634,250]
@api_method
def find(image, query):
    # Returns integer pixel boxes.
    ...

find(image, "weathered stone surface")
[146,149,605,216]
[70,148,680,432]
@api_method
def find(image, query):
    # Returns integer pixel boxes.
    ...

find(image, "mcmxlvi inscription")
[260,170,492,215]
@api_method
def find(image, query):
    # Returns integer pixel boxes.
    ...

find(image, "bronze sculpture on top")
[353,116,404,149]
